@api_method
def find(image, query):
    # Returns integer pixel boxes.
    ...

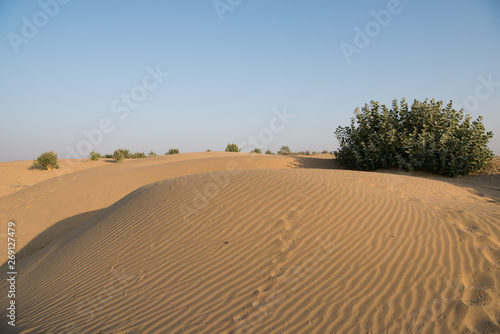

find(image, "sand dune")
[0,154,499,333]
[0,153,305,263]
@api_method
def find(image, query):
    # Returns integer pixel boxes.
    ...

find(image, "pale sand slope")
[0,156,499,333]
[0,152,249,198]
[0,159,110,198]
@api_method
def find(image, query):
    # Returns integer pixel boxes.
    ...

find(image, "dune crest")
[0,153,302,263]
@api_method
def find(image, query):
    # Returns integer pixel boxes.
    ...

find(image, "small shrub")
[278,146,291,155]
[112,149,125,163]
[206,149,212,152]
[321,150,329,154]
[250,148,262,154]
[312,151,319,155]
[148,151,157,157]
[104,154,113,159]
[167,148,180,155]
[89,151,101,161]
[305,150,311,155]
[265,149,274,155]
[33,151,60,170]
[225,143,241,152]
[334,98,494,177]
[130,152,146,159]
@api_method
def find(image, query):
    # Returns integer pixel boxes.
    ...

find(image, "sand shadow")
[291,156,500,203]
[0,208,112,332]
[289,156,345,169]
[27,164,44,170]
[0,208,110,332]
[3,209,107,267]
[373,166,500,203]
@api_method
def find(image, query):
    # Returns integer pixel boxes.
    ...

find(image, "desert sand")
[0,152,499,333]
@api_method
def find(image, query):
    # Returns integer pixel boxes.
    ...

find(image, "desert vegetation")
[33,151,60,170]
[112,149,126,163]
[225,143,241,152]
[130,152,147,159]
[89,151,101,161]
[104,149,158,160]
[277,146,292,155]
[112,149,131,160]
[166,148,180,155]
[334,98,494,177]
[250,148,262,154]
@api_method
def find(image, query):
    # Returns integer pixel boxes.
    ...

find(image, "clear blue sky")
[1,0,499,162]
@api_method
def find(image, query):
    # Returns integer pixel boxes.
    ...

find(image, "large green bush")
[225,143,241,152]
[33,151,60,170]
[334,98,494,177]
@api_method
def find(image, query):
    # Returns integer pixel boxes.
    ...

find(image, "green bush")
[334,98,494,177]
[206,149,212,152]
[250,148,262,154]
[321,150,329,154]
[148,151,157,157]
[33,151,60,170]
[265,149,274,155]
[89,151,101,161]
[166,148,180,155]
[113,148,130,159]
[130,152,146,159]
[278,146,291,155]
[225,143,241,152]
[112,149,126,163]
[104,154,113,159]
[312,151,319,155]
